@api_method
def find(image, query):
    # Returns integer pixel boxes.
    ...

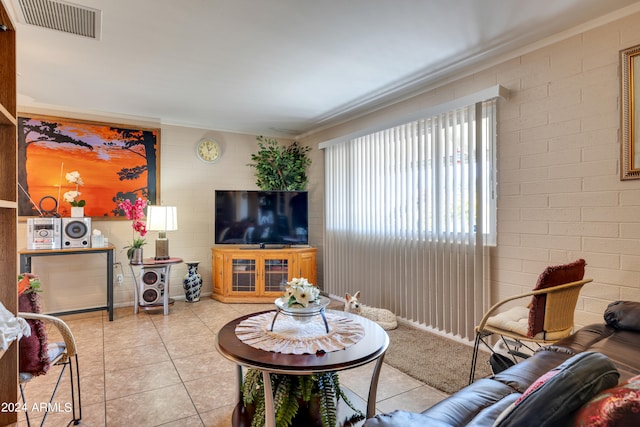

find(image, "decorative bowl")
[274,296,331,322]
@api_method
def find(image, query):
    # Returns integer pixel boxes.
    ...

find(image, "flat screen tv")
[215,190,309,246]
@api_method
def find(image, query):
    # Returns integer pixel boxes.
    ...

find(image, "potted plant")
[248,136,311,190]
[62,170,86,217]
[118,197,147,263]
[242,369,363,427]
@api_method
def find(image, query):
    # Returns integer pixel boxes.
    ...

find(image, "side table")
[217,309,389,427]
[130,257,182,315]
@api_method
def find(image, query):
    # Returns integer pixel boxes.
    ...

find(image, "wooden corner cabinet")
[211,246,317,303]
[0,0,18,424]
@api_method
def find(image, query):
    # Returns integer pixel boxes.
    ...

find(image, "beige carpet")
[383,322,492,394]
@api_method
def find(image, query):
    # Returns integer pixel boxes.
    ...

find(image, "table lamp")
[146,205,177,260]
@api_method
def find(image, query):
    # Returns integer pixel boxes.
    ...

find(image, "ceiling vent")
[12,0,101,39]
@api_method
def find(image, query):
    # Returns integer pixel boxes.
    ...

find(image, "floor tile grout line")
[153,302,207,424]
[39,300,442,425]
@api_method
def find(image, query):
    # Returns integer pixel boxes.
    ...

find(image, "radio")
[62,217,92,248]
[27,217,62,249]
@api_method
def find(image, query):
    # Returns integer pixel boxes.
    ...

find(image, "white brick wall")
[303,11,640,331]
[492,14,640,327]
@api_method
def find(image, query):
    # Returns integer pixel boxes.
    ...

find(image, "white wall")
[17,109,277,313]
[300,11,640,330]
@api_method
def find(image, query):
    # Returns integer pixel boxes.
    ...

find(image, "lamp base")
[155,237,170,260]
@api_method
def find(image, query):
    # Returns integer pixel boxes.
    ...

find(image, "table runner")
[235,311,365,355]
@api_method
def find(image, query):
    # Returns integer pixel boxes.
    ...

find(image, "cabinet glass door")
[231,258,256,293]
[264,257,289,293]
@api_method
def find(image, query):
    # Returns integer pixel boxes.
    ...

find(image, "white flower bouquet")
[282,277,320,308]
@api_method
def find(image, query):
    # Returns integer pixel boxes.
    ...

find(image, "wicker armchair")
[19,312,81,426]
[468,278,592,384]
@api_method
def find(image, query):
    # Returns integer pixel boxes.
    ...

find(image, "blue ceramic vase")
[183,262,202,302]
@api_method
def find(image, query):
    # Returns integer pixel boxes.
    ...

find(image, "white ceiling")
[7,0,640,138]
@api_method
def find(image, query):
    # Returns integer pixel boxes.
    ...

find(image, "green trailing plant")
[17,274,42,294]
[248,136,311,190]
[242,369,364,427]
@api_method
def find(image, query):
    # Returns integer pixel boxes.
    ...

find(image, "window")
[326,100,496,244]
[322,96,498,338]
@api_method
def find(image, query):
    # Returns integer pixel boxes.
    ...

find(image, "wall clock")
[196,138,222,163]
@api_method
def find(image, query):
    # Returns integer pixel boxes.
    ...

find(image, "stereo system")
[62,217,92,248]
[27,217,62,249]
[27,217,94,249]
[139,266,166,306]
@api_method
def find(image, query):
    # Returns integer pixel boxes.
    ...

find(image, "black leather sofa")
[364,301,640,427]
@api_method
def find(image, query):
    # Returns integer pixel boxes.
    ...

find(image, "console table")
[18,244,116,321]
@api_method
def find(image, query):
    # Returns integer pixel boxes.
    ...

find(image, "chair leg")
[39,362,68,426]
[19,383,32,427]
[499,337,538,361]
[20,357,82,427]
[469,332,482,385]
[69,355,82,424]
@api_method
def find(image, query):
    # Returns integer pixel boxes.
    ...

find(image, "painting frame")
[621,44,640,180]
[17,114,160,219]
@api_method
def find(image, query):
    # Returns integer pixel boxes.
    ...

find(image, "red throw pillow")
[527,259,586,338]
[574,375,640,427]
[18,291,50,376]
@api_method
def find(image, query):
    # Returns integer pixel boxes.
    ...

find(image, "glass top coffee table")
[216,309,389,427]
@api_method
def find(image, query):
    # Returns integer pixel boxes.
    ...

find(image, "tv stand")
[211,246,317,303]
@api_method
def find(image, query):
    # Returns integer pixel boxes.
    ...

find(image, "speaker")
[62,217,92,248]
[139,266,166,306]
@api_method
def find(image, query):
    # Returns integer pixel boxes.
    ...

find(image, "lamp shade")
[146,206,178,231]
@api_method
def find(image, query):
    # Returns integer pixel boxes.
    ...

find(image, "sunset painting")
[17,115,159,218]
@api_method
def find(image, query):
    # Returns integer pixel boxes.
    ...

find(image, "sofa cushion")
[527,259,586,338]
[418,378,517,426]
[492,347,573,393]
[364,378,517,427]
[573,374,640,427]
[466,393,520,427]
[586,329,640,382]
[493,351,619,427]
[604,300,640,332]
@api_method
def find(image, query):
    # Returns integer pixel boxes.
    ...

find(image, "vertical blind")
[324,99,496,339]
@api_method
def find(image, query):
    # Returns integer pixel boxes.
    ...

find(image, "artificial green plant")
[242,369,363,427]
[248,136,311,190]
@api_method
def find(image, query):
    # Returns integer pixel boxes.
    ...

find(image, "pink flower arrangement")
[118,198,147,257]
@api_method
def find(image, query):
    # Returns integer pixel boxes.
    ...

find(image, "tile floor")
[18,298,448,426]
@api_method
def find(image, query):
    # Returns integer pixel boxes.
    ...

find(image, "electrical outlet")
[116,274,124,285]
